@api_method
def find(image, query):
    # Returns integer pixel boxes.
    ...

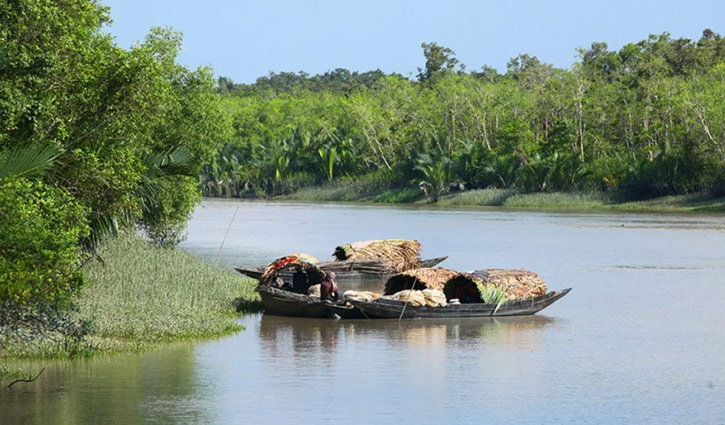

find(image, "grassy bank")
[275,182,725,212]
[1,237,259,364]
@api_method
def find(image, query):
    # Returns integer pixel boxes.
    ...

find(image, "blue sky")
[103,0,724,83]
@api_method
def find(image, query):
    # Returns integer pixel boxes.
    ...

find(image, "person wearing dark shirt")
[292,267,311,294]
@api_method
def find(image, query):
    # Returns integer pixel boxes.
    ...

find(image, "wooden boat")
[347,288,571,319]
[252,253,368,318]
[236,256,448,282]
[257,285,331,318]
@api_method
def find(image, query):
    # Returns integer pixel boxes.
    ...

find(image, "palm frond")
[136,146,196,214]
[142,146,196,180]
[0,144,60,181]
[80,212,120,261]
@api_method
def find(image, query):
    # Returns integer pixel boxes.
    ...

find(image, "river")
[2,199,725,424]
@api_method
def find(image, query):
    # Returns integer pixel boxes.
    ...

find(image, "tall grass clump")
[372,188,422,203]
[502,191,611,209]
[80,237,258,343]
[438,188,516,206]
[1,236,259,360]
[280,175,394,202]
[611,193,725,212]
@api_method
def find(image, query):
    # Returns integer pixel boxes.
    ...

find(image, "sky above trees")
[103,0,723,83]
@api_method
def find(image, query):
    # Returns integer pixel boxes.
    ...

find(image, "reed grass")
[282,181,725,212]
[609,193,725,212]
[371,188,422,203]
[438,189,516,206]
[502,191,612,209]
[278,180,378,201]
[81,237,258,343]
[1,236,259,360]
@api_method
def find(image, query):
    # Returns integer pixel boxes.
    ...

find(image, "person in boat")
[292,266,311,294]
[320,271,340,301]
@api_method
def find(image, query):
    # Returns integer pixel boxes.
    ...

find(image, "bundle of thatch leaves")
[383,267,458,294]
[470,269,547,300]
[333,239,421,272]
[385,267,548,304]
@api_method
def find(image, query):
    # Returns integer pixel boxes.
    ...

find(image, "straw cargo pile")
[383,267,459,294]
[321,259,397,274]
[472,269,547,299]
[333,239,421,272]
[421,289,447,307]
[307,284,321,297]
[385,289,448,307]
[342,290,381,302]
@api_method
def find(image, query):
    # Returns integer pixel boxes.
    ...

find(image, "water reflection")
[259,315,556,358]
[5,200,725,425]
[0,343,199,425]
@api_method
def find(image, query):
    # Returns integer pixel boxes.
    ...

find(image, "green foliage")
[1,1,231,250]
[0,1,233,317]
[80,237,258,342]
[0,179,89,305]
[140,175,199,247]
[517,152,589,193]
[502,191,611,209]
[417,42,462,84]
[208,29,725,203]
[372,188,423,203]
[0,144,60,180]
[475,283,508,313]
[439,188,516,206]
[1,236,260,359]
[414,152,453,202]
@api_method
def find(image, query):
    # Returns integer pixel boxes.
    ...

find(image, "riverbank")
[276,182,725,212]
[1,237,258,380]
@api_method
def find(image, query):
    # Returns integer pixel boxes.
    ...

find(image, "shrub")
[0,179,89,306]
[140,175,199,247]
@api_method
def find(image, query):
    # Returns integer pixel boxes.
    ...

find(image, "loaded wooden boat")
[347,288,571,319]
[235,256,448,281]
[236,239,446,282]
[250,253,365,318]
[343,267,571,319]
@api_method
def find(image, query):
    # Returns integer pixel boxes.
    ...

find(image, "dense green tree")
[0,0,232,305]
[417,42,462,84]
[208,29,725,200]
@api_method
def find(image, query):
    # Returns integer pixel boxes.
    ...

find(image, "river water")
[2,199,725,424]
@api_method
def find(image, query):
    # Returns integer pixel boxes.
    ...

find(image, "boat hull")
[257,286,334,318]
[348,288,571,319]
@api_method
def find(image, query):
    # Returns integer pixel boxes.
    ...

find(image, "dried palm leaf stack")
[472,269,547,299]
[443,269,547,301]
[333,239,422,272]
[383,267,459,294]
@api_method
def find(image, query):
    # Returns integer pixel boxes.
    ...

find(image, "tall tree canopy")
[0,0,232,305]
[208,31,725,200]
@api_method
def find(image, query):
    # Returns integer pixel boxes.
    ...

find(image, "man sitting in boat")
[320,271,340,301]
[292,266,312,294]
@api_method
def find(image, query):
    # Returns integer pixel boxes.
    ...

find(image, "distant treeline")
[206,31,725,201]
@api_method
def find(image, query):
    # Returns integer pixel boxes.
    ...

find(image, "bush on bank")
[0,179,89,306]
